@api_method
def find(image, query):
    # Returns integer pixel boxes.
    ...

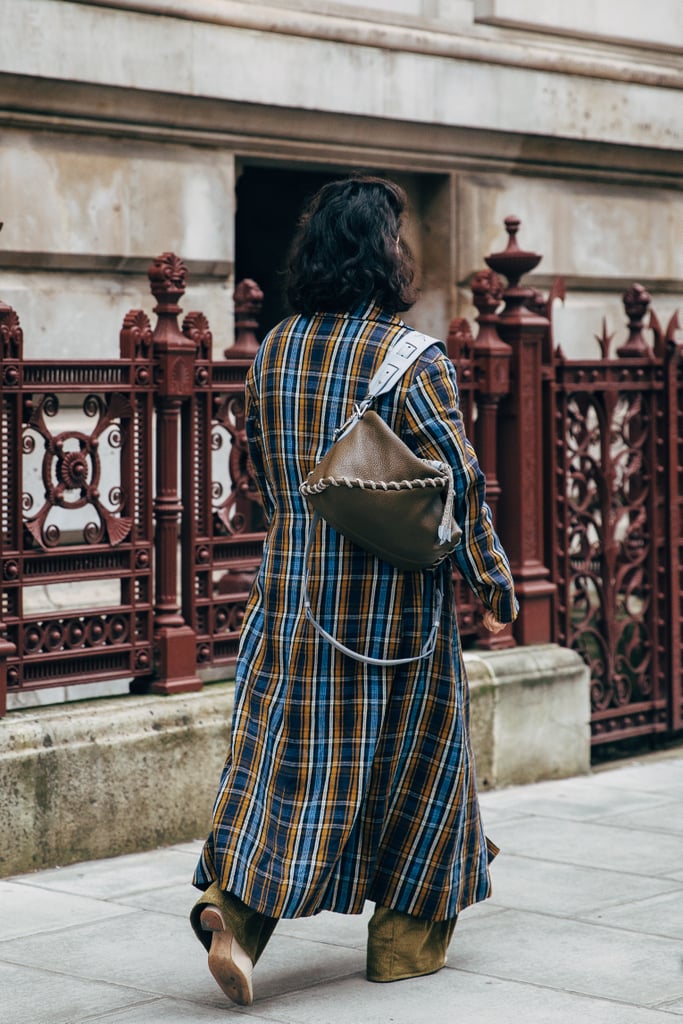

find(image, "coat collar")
[340,301,406,330]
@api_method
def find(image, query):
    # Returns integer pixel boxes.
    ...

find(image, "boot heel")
[199,906,254,1006]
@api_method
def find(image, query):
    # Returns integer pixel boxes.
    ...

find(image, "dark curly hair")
[286,176,418,315]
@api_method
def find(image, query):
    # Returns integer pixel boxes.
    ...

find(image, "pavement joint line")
[0,952,171,999]
[78,995,166,1024]
[653,996,683,1013]
[489,892,683,920]
[571,917,683,941]
[489,814,683,833]
[214,997,306,1024]
[569,884,683,911]
[456,903,683,935]
[490,812,682,829]
[247,968,369,1008]
[270,932,366,951]
[5,877,176,899]
[450,964,683,1012]
[482,790,680,807]
[485,849,683,878]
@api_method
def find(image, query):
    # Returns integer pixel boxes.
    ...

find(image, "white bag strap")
[335,330,444,441]
[301,329,445,667]
[365,330,444,401]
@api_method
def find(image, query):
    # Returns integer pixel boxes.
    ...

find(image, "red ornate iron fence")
[1,230,681,751]
[545,288,682,744]
[477,220,682,746]
[0,258,273,713]
[0,295,156,712]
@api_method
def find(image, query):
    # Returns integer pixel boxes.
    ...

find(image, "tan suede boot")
[190,883,277,1005]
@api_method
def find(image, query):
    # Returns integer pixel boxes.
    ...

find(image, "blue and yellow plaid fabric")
[194,303,517,922]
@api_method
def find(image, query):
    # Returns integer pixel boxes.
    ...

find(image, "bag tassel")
[436,461,455,544]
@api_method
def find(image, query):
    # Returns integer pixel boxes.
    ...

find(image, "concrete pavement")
[2,750,682,1024]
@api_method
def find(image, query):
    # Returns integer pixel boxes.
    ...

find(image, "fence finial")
[485,216,541,290]
[227,278,263,359]
[617,283,653,358]
[147,252,187,313]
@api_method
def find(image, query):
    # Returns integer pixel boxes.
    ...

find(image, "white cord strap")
[302,511,443,667]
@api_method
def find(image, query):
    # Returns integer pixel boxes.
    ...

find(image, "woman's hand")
[482,610,507,634]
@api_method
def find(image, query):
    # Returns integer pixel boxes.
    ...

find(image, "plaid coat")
[194,303,517,922]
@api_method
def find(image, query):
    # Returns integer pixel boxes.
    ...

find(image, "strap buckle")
[333,397,374,441]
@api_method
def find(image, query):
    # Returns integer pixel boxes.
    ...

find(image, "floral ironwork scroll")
[563,389,654,720]
[552,285,681,744]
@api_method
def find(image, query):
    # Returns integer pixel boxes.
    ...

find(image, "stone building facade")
[2,2,681,847]
[0,0,681,358]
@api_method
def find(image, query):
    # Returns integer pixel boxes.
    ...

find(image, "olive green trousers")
[191,884,456,982]
[366,906,457,982]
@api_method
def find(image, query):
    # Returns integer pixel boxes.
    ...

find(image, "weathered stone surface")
[0,269,233,362]
[1,2,680,150]
[0,128,234,264]
[466,643,591,788]
[456,174,683,285]
[0,687,233,876]
[0,126,234,358]
[475,0,683,52]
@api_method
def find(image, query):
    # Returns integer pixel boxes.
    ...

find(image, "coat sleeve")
[245,366,275,520]
[402,353,518,624]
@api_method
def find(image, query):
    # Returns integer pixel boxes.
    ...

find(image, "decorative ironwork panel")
[0,303,155,707]
[552,340,675,745]
[181,281,267,672]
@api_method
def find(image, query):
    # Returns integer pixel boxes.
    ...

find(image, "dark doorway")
[235,166,339,339]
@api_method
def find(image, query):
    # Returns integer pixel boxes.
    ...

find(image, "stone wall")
[0,0,680,358]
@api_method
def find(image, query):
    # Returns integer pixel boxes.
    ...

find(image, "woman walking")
[191,176,518,1005]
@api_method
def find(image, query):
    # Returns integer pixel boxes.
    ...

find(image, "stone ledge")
[0,688,234,878]
[465,643,591,788]
[0,643,590,877]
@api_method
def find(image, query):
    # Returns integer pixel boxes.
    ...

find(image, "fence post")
[471,269,510,523]
[470,269,516,649]
[485,217,556,644]
[661,310,683,732]
[216,278,265,597]
[221,277,264,537]
[148,253,201,694]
